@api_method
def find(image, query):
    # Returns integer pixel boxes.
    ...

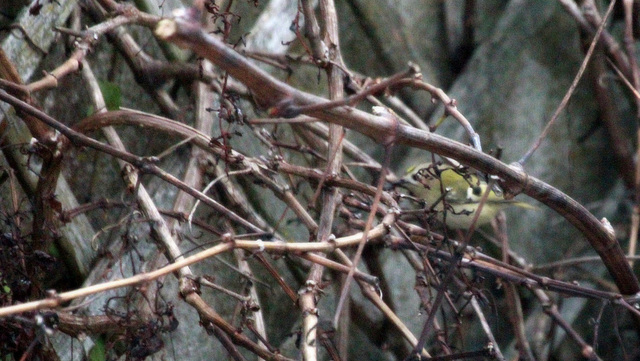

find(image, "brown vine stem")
[25,15,136,93]
[333,106,396,330]
[75,111,396,207]
[0,24,48,55]
[0,91,264,235]
[534,255,640,271]
[299,253,378,285]
[292,65,419,115]
[587,40,636,189]
[622,0,640,271]
[298,2,346,359]
[81,60,192,281]
[394,237,640,307]
[152,15,640,296]
[401,79,481,151]
[332,240,430,359]
[413,178,497,356]
[0,223,392,318]
[0,242,232,318]
[557,0,632,80]
[528,286,603,361]
[493,213,535,360]
[6,80,638,300]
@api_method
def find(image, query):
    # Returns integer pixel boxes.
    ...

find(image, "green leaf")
[88,337,106,361]
[98,81,122,111]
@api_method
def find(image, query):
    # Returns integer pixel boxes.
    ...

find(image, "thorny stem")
[0,222,396,318]
[157,17,638,299]
[333,142,392,328]
[412,178,495,356]
[5,5,640,358]
[0,90,265,235]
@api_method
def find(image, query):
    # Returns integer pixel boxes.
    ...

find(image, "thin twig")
[333,107,396,330]
[519,0,617,165]
[470,296,505,361]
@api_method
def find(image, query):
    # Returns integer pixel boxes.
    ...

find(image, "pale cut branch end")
[155,19,178,40]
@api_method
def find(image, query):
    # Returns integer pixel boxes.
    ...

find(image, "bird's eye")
[472,186,482,196]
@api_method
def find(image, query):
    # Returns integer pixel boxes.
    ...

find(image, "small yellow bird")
[397,162,533,229]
